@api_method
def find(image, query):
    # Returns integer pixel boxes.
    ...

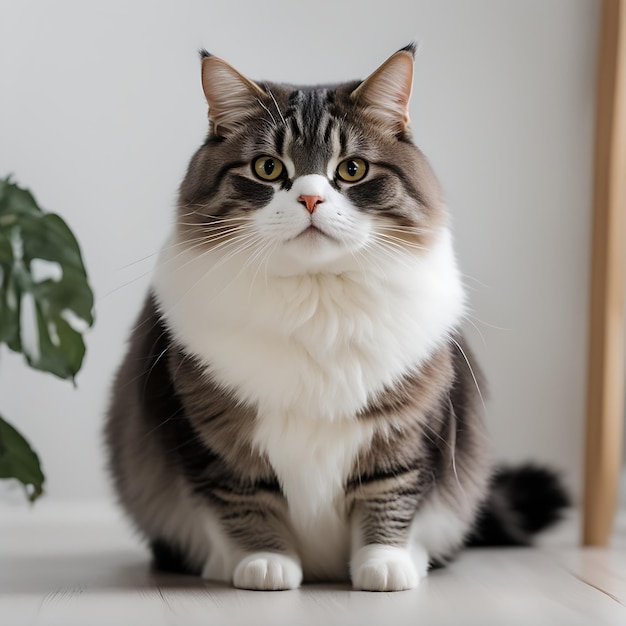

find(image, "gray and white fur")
[105,45,567,591]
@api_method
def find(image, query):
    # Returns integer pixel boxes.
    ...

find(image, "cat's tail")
[466,464,570,547]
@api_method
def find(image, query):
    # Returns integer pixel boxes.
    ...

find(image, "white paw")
[351,545,421,591]
[233,552,303,591]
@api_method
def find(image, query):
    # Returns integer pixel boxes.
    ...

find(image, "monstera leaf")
[0,176,94,379]
[0,415,44,502]
[0,176,94,500]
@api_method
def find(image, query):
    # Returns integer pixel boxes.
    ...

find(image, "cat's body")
[106,46,566,591]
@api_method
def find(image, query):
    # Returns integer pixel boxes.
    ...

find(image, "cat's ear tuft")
[350,46,415,135]
[201,56,265,137]
[199,48,212,60]
[399,42,418,57]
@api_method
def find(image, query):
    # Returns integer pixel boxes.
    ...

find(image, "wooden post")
[583,0,626,547]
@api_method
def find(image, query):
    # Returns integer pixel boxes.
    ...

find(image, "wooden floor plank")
[1,505,625,626]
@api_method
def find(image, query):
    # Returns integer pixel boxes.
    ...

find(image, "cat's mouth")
[294,225,336,242]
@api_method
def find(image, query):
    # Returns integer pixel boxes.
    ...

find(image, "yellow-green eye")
[337,158,368,183]
[253,156,284,181]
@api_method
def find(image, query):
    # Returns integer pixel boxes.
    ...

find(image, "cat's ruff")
[153,222,466,585]
[153,227,465,421]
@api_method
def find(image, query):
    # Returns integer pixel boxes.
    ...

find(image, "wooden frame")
[583,0,626,546]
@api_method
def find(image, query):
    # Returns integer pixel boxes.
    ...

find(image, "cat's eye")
[336,158,368,183]
[253,156,285,182]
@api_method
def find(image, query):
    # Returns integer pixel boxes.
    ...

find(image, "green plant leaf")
[0,414,45,502]
[0,176,94,380]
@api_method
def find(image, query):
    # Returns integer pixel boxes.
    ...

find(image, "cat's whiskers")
[142,345,169,398]
[187,228,252,241]
[101,241,207,301]
[177,204,253,221]
[241,237,270,281]
[448,336,488,421]
[100,273,156,302]
[188,229,253,246]
[444,397,465,498]
[177,220,250,228]
[420,422,459,476]
[137,407,184,445]
[346,247,371,290]
[379,224,432,236]
[464,313,510,332]
[162,232,267,318]
[169,231,243,251]
[368,237,421,273]
[371,236,423,261]
[460,273,491,291]
[197,235,271,307]
[256,98,278,128]
[463,316,488,350]
[146,233,255,324]
[267,89,287,127]
[175,233,226,245]
[114,329,170,389]
[262,241,278,290]
[177,216,251,228]
[110,231,223,276]
[177,208,204,219]
[247,239,278,303]
[162,423,209,456]
[162,236,235,267]
[156,228,255,273]
[106,323,170,391]
[184,232,242,246]
[204,231,264,267]
[105,228,256,326]
[176,205,218,219]
[122,336,187,442]
[204,215,252,223]
[171,229,261,277]
[374,231,426,252]
[355,243,391,304]
[180,220,256,246]
[371,230,421,248]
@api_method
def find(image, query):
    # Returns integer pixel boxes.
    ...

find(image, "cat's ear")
[350,44,415,135]
[200,52,266,137]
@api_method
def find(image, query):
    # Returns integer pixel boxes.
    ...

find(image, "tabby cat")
[105,45,567,591]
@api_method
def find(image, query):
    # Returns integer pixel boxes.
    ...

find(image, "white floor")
[1,503,625,626]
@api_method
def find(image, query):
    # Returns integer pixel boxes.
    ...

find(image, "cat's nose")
[297,195,324,214]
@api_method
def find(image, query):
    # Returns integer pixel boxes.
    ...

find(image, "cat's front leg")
[202,491,302,591]
[348,473,429,592]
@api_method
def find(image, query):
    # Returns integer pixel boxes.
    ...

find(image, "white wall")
[0,0,600,505]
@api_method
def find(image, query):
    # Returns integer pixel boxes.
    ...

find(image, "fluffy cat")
[105,45,567,592]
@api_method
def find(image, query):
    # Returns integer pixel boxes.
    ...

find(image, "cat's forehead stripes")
[281,89,341,177]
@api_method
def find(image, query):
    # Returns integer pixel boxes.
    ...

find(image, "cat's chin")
[272,234,362,276]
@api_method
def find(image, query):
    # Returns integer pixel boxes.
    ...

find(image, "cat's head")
[177,45,445,277]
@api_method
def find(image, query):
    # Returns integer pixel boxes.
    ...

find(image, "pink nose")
[297,195,324,214]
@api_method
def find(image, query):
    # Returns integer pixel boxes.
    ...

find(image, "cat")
[105,44,568,592]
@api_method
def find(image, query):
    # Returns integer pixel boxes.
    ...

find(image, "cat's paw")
[351,545,421,592]
[233,552,303,591]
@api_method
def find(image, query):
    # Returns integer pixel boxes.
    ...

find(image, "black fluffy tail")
[467,464,570,547]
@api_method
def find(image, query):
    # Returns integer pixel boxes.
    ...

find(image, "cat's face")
[177,46,444,277]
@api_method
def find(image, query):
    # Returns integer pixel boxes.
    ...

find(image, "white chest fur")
[252,411,375,579]
[153,227,464,420]
[153,226,465,578]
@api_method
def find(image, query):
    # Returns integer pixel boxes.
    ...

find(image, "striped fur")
[105,46,563,592]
